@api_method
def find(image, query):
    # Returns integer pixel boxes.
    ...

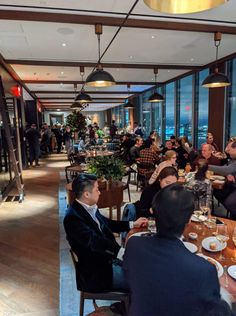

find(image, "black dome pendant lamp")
[70,83,84,110]
[86,24,115,87]
[75,66,92,103]
[124,84,135,109]
[202,32,231,88]
[148,68,164,102]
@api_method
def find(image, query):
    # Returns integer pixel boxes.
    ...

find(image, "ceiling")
[0,0,236,112]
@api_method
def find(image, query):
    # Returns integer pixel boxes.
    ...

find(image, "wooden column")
[208,63,226,151]
[129,108,134,129]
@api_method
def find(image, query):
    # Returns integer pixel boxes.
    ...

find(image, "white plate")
[213,180,225,184]
[202,236,227,252]
[191,215,207,222]
[128,232,154,238]
[197,253,223,278]
[228,265,236,280]
[183,242,198,253]
[210,175,225,181]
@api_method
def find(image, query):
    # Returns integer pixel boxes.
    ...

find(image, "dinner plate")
[227,265,236,280]
[201,236,227,252]
[183,242,198,253]
[210,175,225,181]
[128,231,155,238]
[213,180,225,184]
[191,215,207,222]
[197,254,223,278]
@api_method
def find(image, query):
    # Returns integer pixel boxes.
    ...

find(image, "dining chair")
[136,162,155,191]
[69,249,129,316]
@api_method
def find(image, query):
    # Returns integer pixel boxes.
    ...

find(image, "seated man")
[209,140,236,219]
[64,173,147,292]
[192,143,221,170]
[129,137,143,164]
[123,184,226,316]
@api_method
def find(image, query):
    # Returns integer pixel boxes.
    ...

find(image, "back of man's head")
[152,184,194,238]
[72,173,97,199]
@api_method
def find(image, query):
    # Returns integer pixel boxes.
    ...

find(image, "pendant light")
[202,32,231,88]
[86,24,115,87]
[148,68,164,102]
[143,0,228,14]
[70,84,84,109]
[75,66,92,103]
[124,84,135,109]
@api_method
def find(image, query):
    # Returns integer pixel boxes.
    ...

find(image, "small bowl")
[189,232,198,240]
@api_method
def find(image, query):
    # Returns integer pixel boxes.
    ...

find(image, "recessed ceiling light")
[61,71,64,75]
[129,55,133,59]
[190,58,194,61]
[62,43,66,47]
[151,78,154,81]
[57,109,61,111]
[168,70,171,73]
[60,83,63,86]
[151,35,155,39]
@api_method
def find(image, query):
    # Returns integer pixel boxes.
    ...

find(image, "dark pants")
[213,183,236,219]
[29,144,40,166]
[56,138,62,153]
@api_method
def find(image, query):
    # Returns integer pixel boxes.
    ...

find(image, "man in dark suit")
[64,173,147,293]
[123,184,229,316]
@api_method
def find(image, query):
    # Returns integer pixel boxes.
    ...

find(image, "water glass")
[216,224,229,260]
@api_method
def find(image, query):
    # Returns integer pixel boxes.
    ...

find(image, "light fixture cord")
[214,39,220,69]
[98,34,101,62]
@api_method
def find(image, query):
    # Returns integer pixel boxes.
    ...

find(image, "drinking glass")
[216,224,229,261]
[148,217,156,233]
[232,227,236,262]
[199,200,211,218]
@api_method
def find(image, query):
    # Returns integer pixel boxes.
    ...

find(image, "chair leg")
[80,292,85,316]
[109,207,113,219]
[128,185,131,202]
[123,296,129,316]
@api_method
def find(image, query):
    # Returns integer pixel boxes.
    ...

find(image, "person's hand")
[227,174,235,182]
[134,217,148,228]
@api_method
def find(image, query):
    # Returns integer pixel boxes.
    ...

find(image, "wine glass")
[216,224,229,261]
[199,200,211,218]
[148,217,156,233]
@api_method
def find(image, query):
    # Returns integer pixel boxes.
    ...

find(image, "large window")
[228,58,236,138]
[179,76,193,141]
[152,87,163,139]
[165,82,175,140]
[197,69,209,147]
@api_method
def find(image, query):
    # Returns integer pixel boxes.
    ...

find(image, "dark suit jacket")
[64,200,130,292]
[123,236,221,316]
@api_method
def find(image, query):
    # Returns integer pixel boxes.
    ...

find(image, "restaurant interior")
[0,1,236,315]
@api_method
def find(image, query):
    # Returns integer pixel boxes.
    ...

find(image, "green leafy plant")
[66,110,87,132]
[88,156,125,181]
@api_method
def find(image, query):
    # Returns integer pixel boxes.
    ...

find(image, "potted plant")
[88,156,126,190]
[66,110,87,135]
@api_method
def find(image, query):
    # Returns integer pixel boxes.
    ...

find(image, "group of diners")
[64,172,234,316]
[116,132,236,220]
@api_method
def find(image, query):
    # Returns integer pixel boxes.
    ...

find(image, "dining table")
[127,217,236,303]
[76,150,114,159]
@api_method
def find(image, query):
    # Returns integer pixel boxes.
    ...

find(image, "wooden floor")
[0,154,68,316]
